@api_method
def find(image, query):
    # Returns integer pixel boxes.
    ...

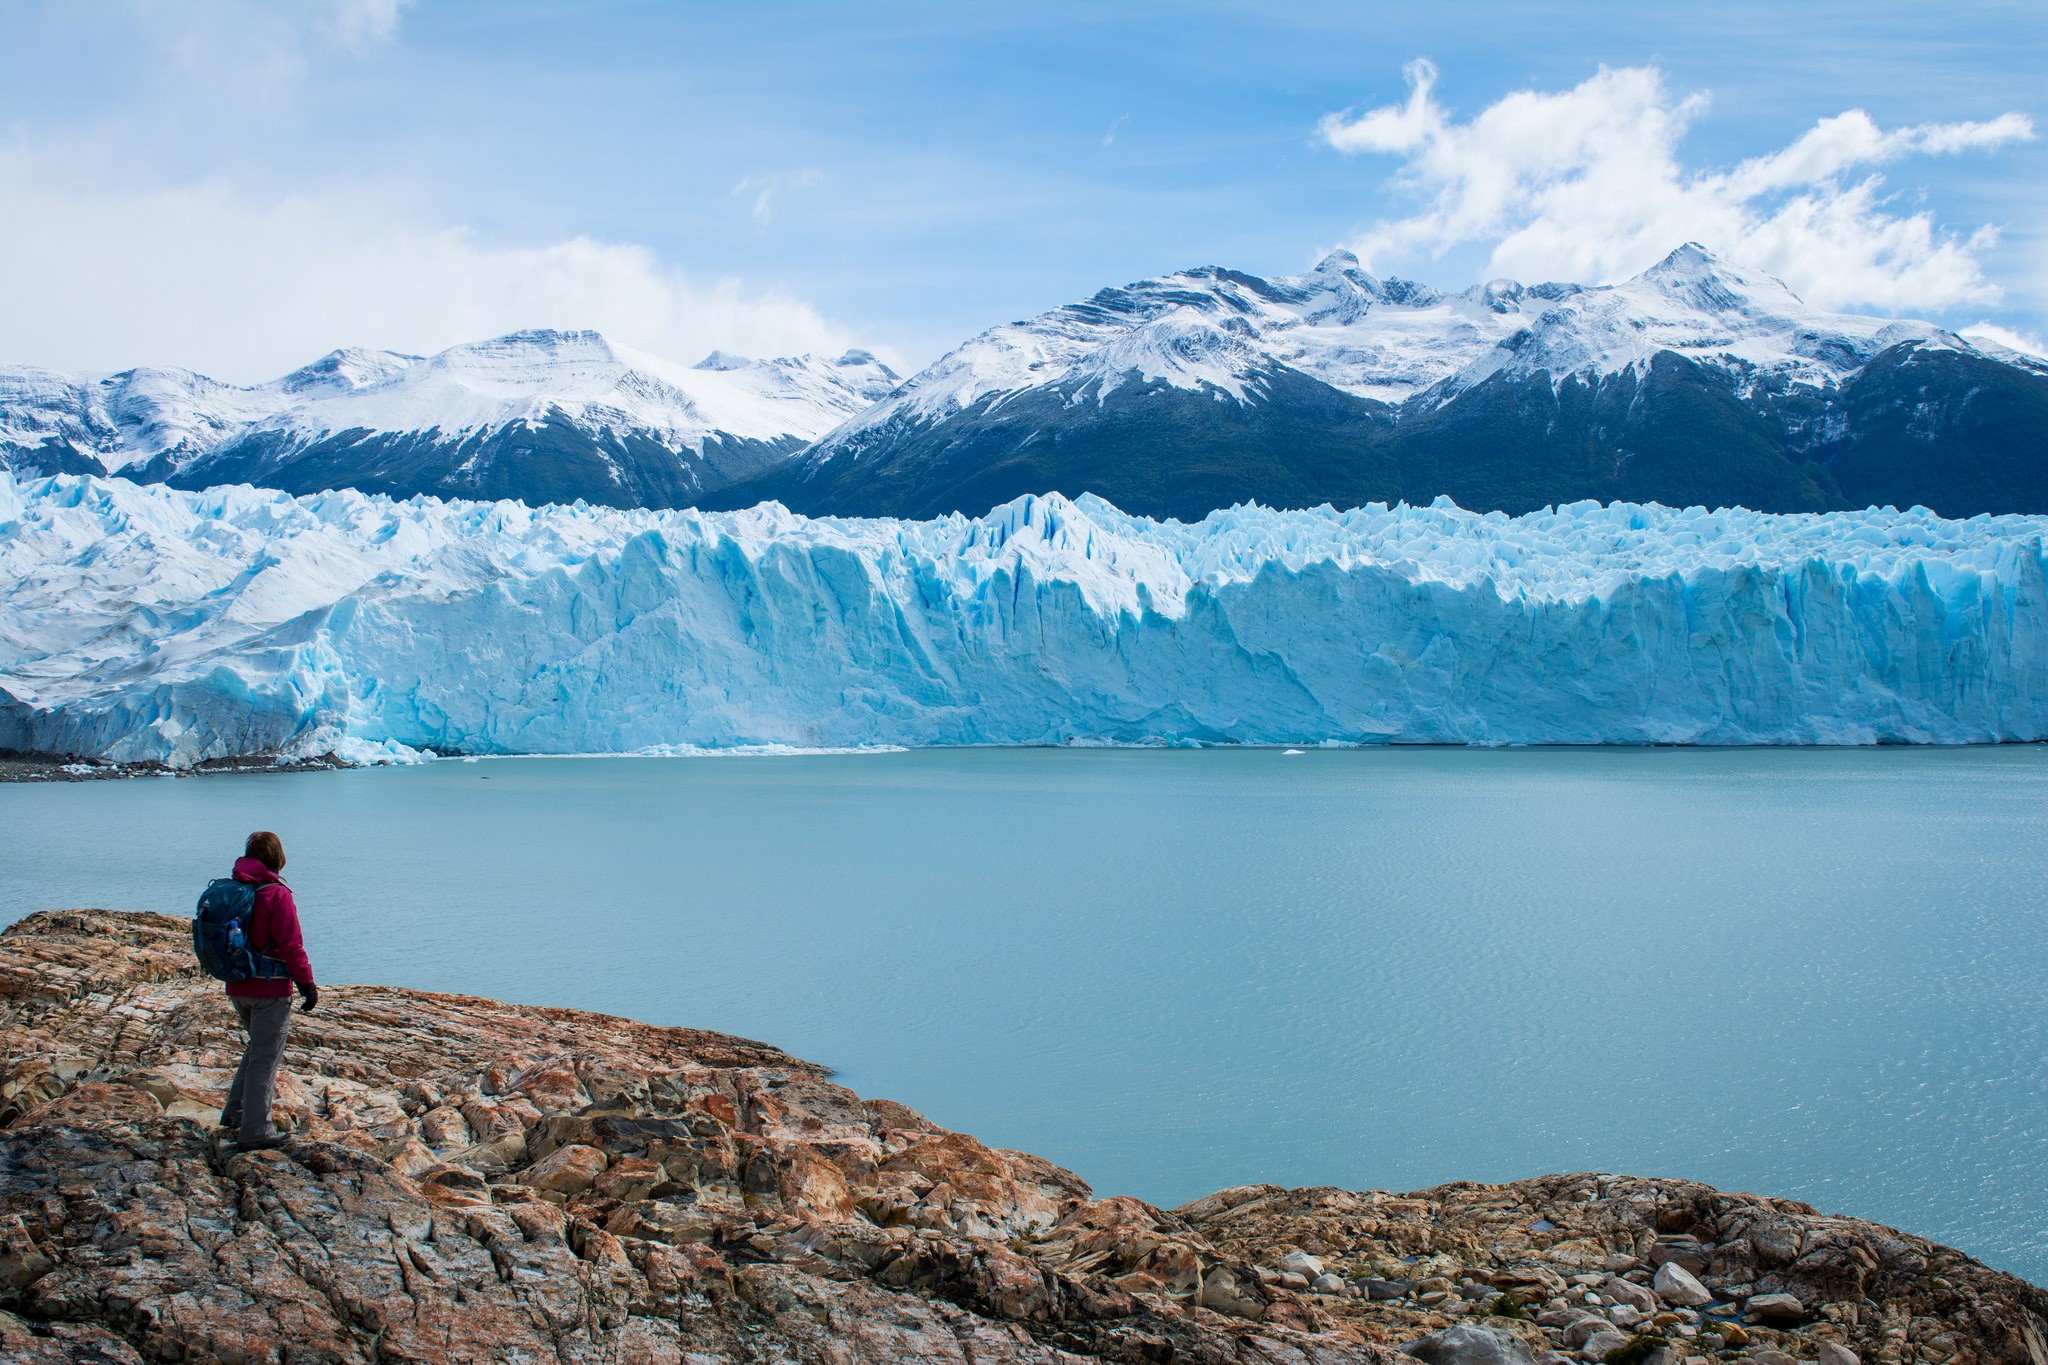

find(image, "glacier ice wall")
[2,471,2045,764]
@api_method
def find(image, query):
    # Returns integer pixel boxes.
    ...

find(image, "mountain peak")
[280,347,420,396]
[694,349,754,371]
[1313,248,1363,273]
[1648,242,1720,274]
[1629,241,1805,313]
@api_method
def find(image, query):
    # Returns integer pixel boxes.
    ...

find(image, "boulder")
[1195,1264,1268,1319]
[1817,1345,1860,1365]
[1281,1249,1326,1278]
[1567,1318,1617,1347]
[592,1154,666,1201]
[1579,1328,1631,1361]
[1403,1323,1539,1365]
[414,1161,492,1207]
[1495,1265,1568,1296]
[1654,1262,1714,1308]
[1607,1277,1660,1313]
[522,1142,607,1195]
[1746,1293,1807,1326]
[1650,1237,1710,1273]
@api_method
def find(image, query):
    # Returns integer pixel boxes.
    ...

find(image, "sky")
[0,0,2042,381]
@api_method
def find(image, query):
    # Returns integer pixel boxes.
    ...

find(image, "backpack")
[192,878,291,983]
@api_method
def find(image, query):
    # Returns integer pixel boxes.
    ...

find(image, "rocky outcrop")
[1,910,2041,1364]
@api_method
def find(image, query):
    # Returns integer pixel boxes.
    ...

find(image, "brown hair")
[245,831,286,872]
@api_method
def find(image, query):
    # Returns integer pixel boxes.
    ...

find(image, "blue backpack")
[192,878,291,983]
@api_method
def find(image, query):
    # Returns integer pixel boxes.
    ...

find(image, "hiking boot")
[233,1135,287,1153]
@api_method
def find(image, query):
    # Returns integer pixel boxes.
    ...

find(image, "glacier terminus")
[2,470,2043,765]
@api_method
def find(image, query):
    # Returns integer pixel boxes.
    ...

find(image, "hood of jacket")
[231,856,283,885]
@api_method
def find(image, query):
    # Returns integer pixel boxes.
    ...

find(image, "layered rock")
[0,910,2040,1364]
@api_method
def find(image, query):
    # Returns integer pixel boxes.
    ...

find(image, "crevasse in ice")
[2,471,2043,764]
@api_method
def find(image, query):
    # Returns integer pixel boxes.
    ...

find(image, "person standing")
[219,830,318,1152]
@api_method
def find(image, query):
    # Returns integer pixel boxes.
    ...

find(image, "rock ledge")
[2,910,2041,1364]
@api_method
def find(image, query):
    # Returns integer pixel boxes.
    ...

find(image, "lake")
[2,746,2043,1284]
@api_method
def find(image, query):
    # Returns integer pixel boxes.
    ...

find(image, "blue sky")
[1,0,2042,379]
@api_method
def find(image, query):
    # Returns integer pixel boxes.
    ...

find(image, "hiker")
[217,831,318,1152]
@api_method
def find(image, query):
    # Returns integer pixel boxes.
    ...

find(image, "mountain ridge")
[0,329,899,508]
[723,244,2047,520]
[4,245,2044,519]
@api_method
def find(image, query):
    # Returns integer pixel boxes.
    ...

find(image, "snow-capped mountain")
[0,331,898,508]
[4,246,2042,518]
[722,244,2047,521]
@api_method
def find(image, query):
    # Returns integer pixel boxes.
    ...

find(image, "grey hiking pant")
[221,995,292,1144]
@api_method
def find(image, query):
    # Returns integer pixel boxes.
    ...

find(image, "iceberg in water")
[1,470,2044,765]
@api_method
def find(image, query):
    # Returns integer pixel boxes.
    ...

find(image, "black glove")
[298,982,319,1013]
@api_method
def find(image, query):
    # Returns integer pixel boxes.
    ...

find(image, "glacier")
[2,469,2045,764]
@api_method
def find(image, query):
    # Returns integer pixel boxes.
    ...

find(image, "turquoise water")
[2,747,2043,1284]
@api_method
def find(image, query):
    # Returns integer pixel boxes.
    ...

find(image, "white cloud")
[1962,322,2048,360]
[0,142,860,382]
[730,169,824,226]
[1317,62,2034,312]
[328,0,411,53]
[1103,114,1131,147]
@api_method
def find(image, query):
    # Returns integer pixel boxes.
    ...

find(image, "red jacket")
[224,856,316,999]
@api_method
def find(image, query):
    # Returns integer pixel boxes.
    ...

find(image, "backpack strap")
[241,878,292,978]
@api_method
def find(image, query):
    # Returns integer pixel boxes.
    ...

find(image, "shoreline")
[0,749,353,783]
[1,907,2042,1363]
[5,736,2044,783]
